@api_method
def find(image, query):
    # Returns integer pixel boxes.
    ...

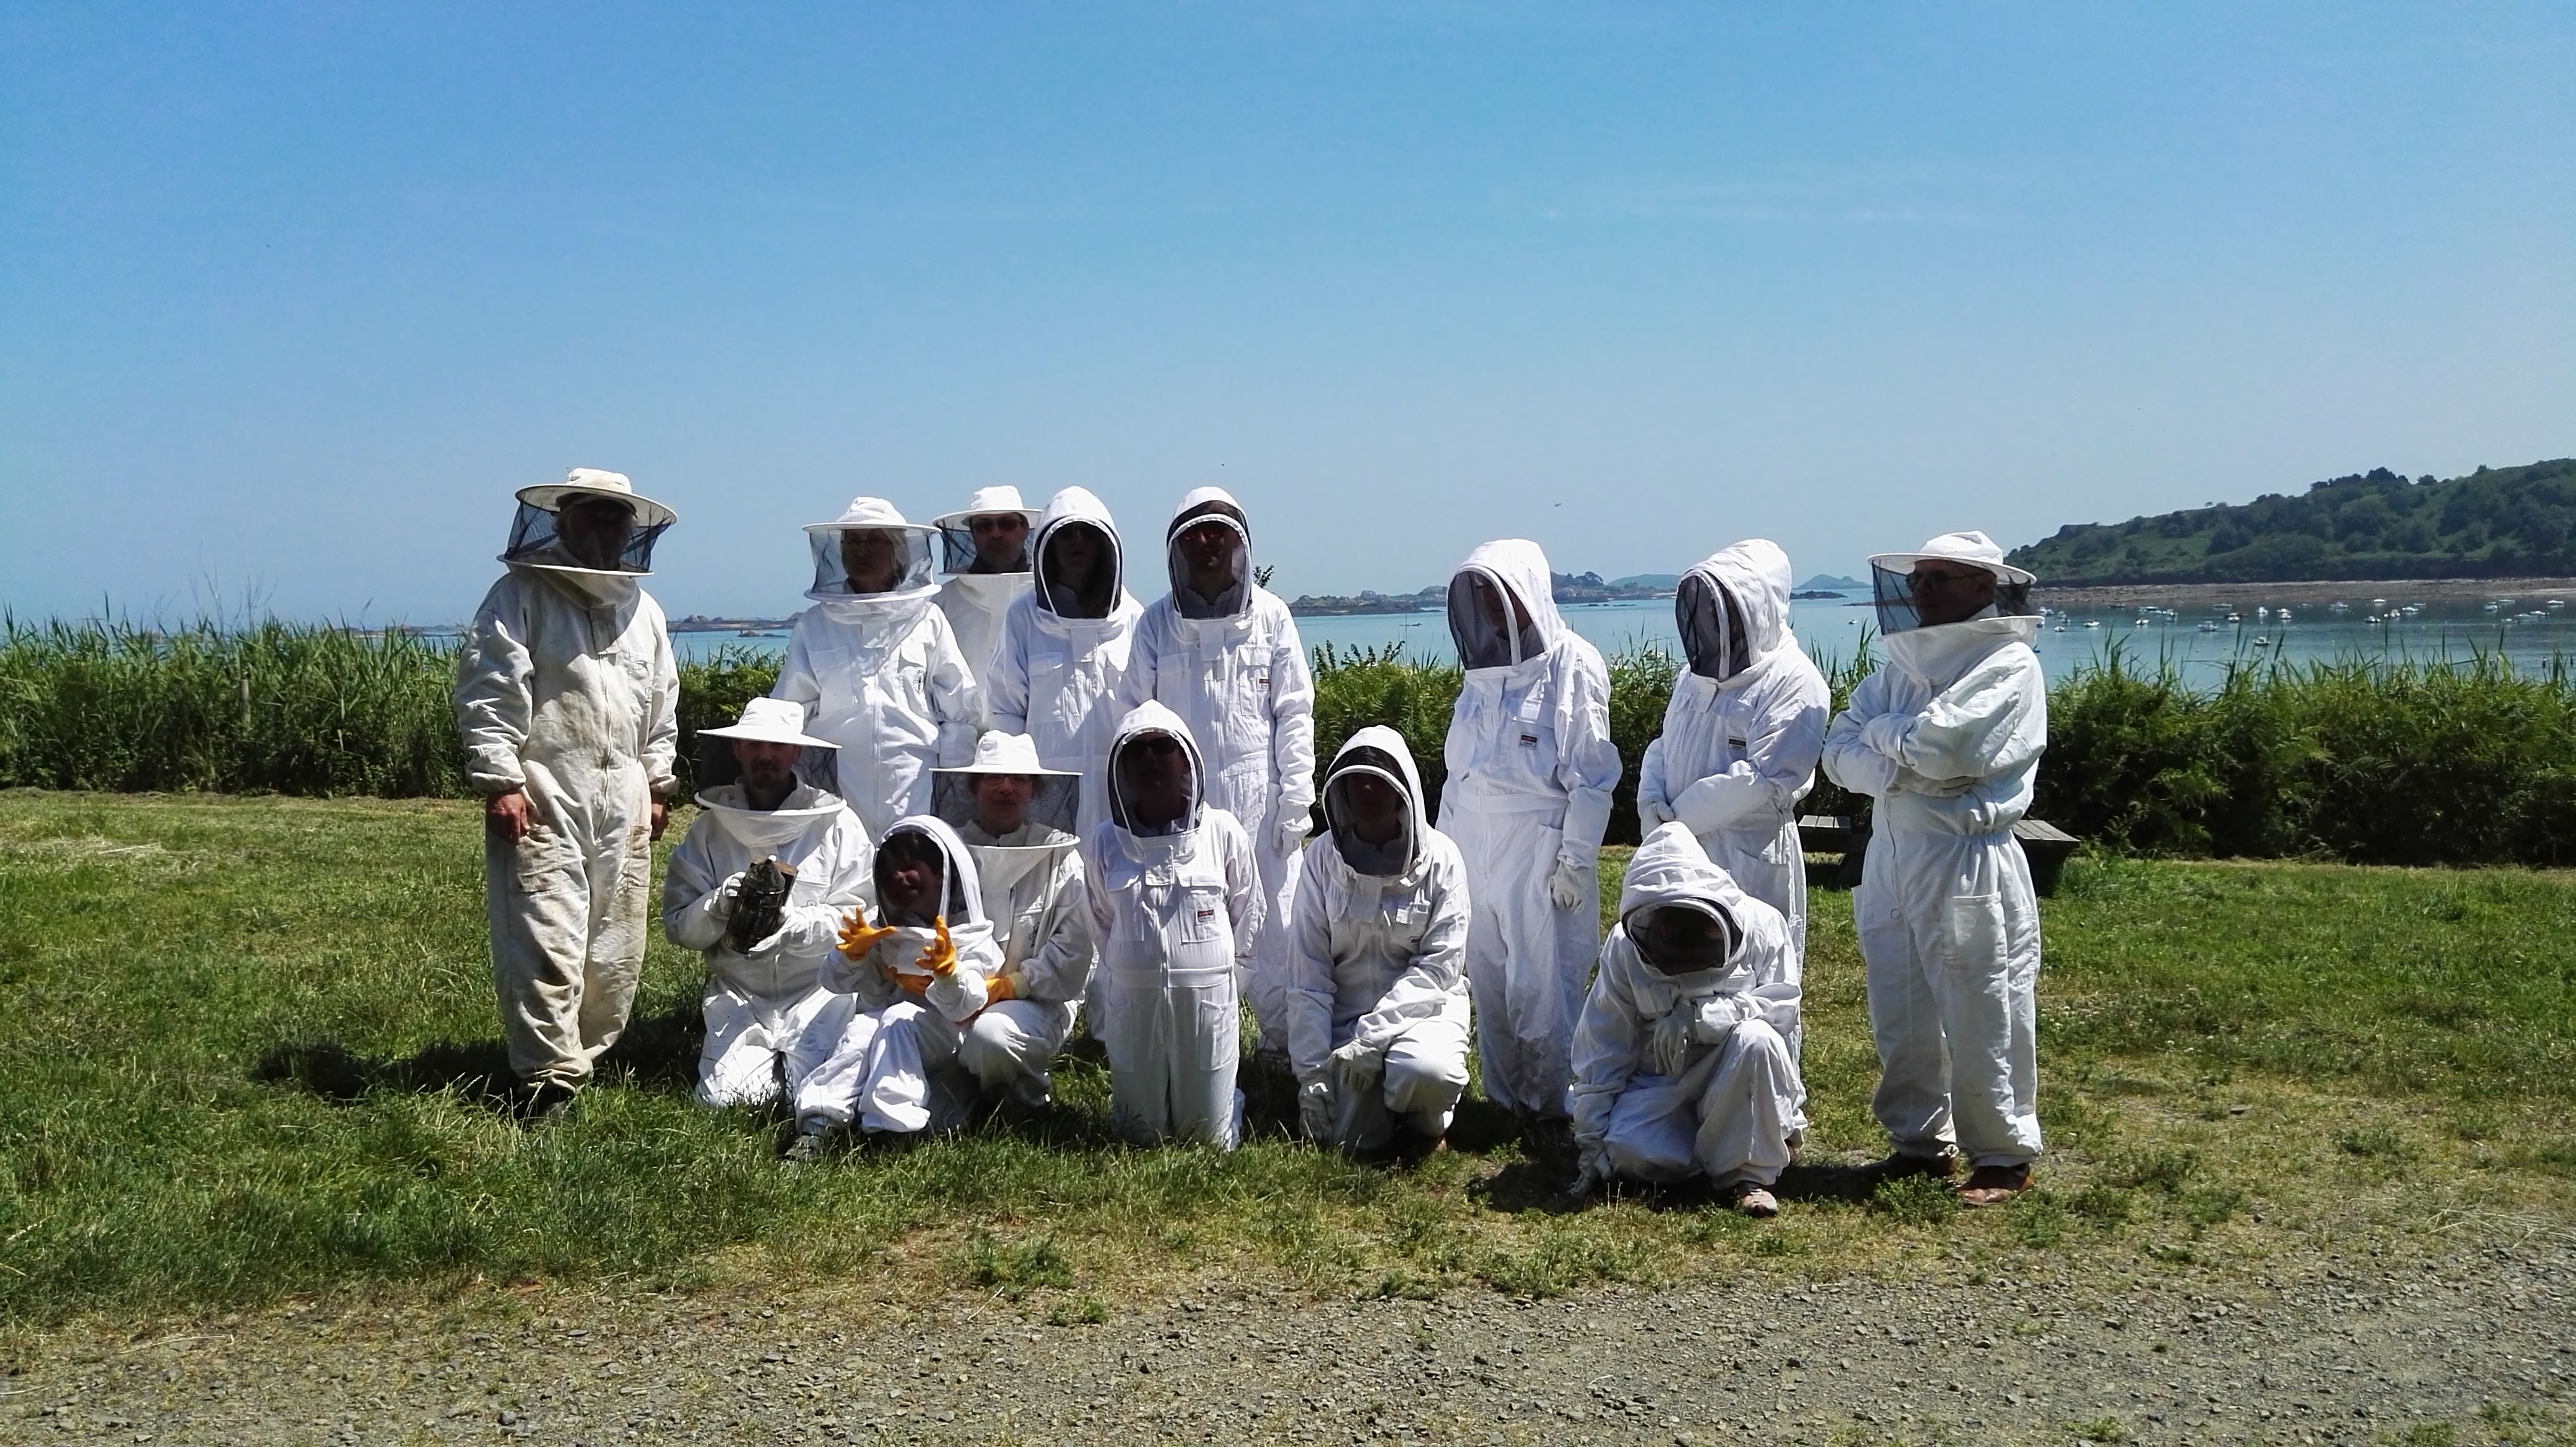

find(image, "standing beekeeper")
[771,496,980,842]
[1440,540,1621,1151]
[1635,540,1829,953]
[988,487,1144,836]
[933,732,1096,1110]
[1118,487,1316,1059]
[1821,531,2047,1207]
[661,697,874,1109]
[1085,702,1258,1147]
[1285,727,1471,1156]
[1569,823,1805,1217]
[457,468,680,1122]
[930,486,1044,706]
[788,816,997,1155]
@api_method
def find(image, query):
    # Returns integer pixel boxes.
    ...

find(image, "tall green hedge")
[7,617,2575,865]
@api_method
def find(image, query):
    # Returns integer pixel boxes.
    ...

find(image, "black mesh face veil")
[1871,562,2035,634]
[1323,746,1413,876]
[1036,520,1120,619]
[1677,573,1754,681]
[931,769,1080,840]
[503,496,669,573]
[1166,506,1250,620]
[937,517,1033,574]
[1625,899,1738,976]
[808,527,938,596]
[876,827,968,921]
[1448,570,1545,670]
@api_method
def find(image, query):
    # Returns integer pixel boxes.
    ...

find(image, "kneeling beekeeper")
[661,697,875,1110]
[931,732,1097,1111]
[788,818,997,1155]
[1569,823,1806,1217]
[457,468,679,1122]
[1284,726,1472,1155]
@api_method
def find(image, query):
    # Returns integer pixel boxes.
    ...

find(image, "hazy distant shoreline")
[2033,575,2576,609]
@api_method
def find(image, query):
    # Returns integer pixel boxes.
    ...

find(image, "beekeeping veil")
[931,730,1082,896]
[1447,540,1562,671]
[1165,487,1252,621]
[803,496,941,602]
[1867,531,2037,636]
[501,468,676,577]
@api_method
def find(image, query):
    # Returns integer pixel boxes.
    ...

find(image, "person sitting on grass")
[1569,823,1806,1217]
[1084,702,1258,1148]
[786,819,996,1158]
[1284,726,1471,1157]
[662,698,875,1112]
[930,732,1096,1113]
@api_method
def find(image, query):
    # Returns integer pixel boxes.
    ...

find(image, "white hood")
[876,814,993,931]
[1680,538,1794,687]
[1031,486,1131,626]
[1450,538,1570,671]
[1105,699,1208,841]
[1164,485,1253,623]
[1617,821,1755,995]
[1321,724,1431,881]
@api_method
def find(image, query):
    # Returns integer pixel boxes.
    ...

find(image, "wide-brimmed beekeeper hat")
[937,730,1080,779]
[515,467,678,530]
[1865,530,2036,587]
[931,486,1045,533]
[698,697,837,750]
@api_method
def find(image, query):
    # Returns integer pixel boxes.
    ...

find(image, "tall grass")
[9,616,2576,863]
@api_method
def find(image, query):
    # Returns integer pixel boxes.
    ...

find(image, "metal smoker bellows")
[726,856,796,953]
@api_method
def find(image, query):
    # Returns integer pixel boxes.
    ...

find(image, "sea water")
[677,593,2576,686]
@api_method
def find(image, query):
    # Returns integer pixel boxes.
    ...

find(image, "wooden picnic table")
[1798,814,2080,895]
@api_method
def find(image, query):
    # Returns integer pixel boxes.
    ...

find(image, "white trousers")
[485,776,652,1091]
[1447,802,1596,1121]
[695,982,856,1110]
[1601,1019,1805,1189]
[1326,1013,1471,1154]
[1856,826,2045,1168]
[958,998,1080,1108]
[793,1000,977,1135]
[1099,963,1242,1148]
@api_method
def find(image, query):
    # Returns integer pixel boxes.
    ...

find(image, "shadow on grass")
[253,1002,705,1110]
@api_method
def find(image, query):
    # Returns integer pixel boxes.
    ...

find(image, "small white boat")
[2084,619,2102,629]
[2253,636,2271,647]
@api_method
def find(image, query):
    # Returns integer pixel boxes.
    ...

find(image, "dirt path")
[7,1233,2569,1446]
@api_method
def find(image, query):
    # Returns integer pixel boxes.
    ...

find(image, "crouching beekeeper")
[1569,823,1806,1217]
[456,468,679,1122]
[1284,727,1471,1155]
[787,818,996,1156]
[931,733,1097,1111]
[661,697,875,1110]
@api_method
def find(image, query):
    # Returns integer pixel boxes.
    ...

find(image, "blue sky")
[4,3,2570,622]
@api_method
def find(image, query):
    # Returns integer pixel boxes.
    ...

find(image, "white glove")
[1673,767,1764,835]
[1547,859,1589,911]
[738,922,790,959]
[1274,810,1315,856]
[1860,712,1915,762]
[1647,1008,1695,1078]
[1328,1036,1385,1095]
[1691,994,1755,1044]
[1571,1140,1612,1196]
[702,870,746,922]
[1636,795,1678,831]
[1298,1079,1336,1142]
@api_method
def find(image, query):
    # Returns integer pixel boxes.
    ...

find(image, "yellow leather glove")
[916,916,959,977]
[985,970,1020,1004]
[838,908,898,960]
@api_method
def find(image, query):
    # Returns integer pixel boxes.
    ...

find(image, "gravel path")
[7,1238,2569,1446]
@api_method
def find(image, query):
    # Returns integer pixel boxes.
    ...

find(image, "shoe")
[782,1127,836,1163]
[1521,1115,1577,1164]
[1731,1184,1781,1218]
[511,1081,580,1126]
[1869,1148,1957,1180]
[1959,1163,2033,1208]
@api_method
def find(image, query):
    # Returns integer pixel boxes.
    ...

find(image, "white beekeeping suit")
[791,816,999,1143]
[1636,540,1829,953]
[1118,486,1317,1057]
[661,699,875,1109]
[1284,726,1472,1155]
[772,496,981,842]
[456,468,679,1117]
[1084,702,1258,1148]
[931,486,1043,714]
[1569,824,1805,1213]
[1821,530,2048,1204]
[1438,539,1622,1132]
[932,732,1098,1109]
[988,487,1144,838]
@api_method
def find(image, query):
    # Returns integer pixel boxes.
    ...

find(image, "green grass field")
[1,789,2570,1327]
